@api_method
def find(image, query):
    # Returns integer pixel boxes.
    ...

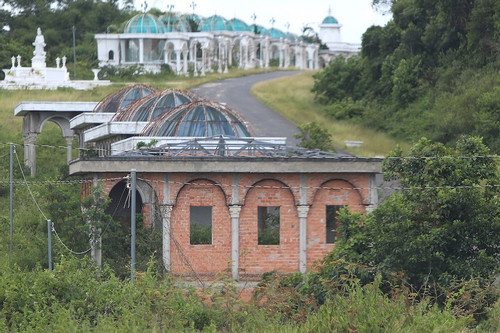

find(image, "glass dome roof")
[124,13,166,34]
[269,28,287,39]
[199,15,228,31]
[250,24,270,36]
[160,14,191,32]
[227,18,251,32]
[184,14,202,23]
[141,100,253,137]
[322,16,339,24]
[286,32,301,42]
[112,89,201,122]
[93,84,157,114]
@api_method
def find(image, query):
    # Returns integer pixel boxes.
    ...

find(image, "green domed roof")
[286,32,301,42]
[199,15,228,31]
[124,13,166,34]
[269,28,287,39]
[322,16,338,24]
[227,18,250,32]
[160,14,191,32]
[249,24,270,36]
[141,100,252,137]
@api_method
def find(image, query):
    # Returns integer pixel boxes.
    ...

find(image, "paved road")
[190,71,300,145]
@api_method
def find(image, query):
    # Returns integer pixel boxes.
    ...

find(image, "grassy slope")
[251,71,410,156]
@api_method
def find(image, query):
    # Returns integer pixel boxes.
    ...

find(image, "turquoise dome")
[141,100,252,137]
[269,28,287,39]
[160,14,191,32]
[199,15,228,31]
[124,13,166,34]
[286,32,301,42]
[322,16,338,24]
[227,18,250,32]
[250,24,270,36]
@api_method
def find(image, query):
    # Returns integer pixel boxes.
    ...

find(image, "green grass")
[251,71,410,156]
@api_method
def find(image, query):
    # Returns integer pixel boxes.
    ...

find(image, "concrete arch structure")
[15,101,97,177]
[310,178,365,207]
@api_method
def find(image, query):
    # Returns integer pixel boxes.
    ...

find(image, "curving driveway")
[190,71,301,145]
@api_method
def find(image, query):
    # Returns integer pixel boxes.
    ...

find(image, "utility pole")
[72,26,77,79]
[130,169,136,281]
[9,143,13,261]
[47,220,52,271]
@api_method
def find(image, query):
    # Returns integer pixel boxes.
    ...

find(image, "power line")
[2,174,500,192]
[3,141,500,161]
[14,149,92,256]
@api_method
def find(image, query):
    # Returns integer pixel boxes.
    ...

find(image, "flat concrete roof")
[14,101,98,116]
[69,156,383,175]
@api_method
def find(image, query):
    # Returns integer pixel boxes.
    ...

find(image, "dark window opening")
[258,206,280,245]
[108,50,114,60]
[190,206,212,245]
[326,205,343,244]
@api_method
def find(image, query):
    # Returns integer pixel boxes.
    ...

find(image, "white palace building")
[95,9,360,76]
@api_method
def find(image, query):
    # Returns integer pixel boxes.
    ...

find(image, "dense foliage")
[312,0,500,151]
[317,136,500,321]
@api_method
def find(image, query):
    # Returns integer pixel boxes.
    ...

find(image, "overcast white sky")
[133,0,392,44]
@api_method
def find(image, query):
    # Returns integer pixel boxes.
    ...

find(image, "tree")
[311,56,365,104]
[334,136,500,290]
[294,122,334,152]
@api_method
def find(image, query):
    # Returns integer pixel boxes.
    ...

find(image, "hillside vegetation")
[312,0,500,151]
[0,0,500,331]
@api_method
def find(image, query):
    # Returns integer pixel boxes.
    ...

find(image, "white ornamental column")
[297,205,310,274]
[229,205,242,279]
[160,205,173,271]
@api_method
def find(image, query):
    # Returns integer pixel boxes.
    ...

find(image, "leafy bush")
[293,122,334,152]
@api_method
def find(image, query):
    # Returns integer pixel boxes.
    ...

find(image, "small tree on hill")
[294,122,335,152]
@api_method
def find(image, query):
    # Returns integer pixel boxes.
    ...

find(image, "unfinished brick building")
[68,85,382,280]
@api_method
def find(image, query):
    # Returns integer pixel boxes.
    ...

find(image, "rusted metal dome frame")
[140,100,255,138]
[93,84,158,114]
[111,88,202,122]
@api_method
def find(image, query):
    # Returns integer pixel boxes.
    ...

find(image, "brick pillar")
[229,205,242,280]
[297,205,310,274]
[160,205,173,272]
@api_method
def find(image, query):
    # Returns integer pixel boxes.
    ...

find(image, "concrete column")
[175,50,181,75]
[160,205,173,271]
[24,132,37,177]
[183,50,188,77]
[297,205,310,274]
[139,39,144,63]
[65,136,73,163]
[201,48,206,76]
[217,41,223,74]
[229,205,242,279]
[366,174,379,213]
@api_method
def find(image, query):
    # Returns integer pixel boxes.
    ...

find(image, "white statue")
[33,27,46,57]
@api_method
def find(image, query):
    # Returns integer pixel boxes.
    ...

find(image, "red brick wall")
[170,179,232,277]
[93,171,372,278]
[239,179,299,275]
[306,178,365,268]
